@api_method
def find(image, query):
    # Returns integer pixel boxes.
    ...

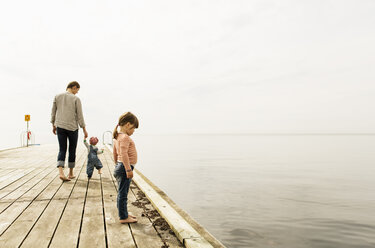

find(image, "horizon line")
[141,132,375,136]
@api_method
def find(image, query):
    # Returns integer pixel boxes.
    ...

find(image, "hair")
[89,137,99,145]
[66,81,80,90]
[113,112,139,139]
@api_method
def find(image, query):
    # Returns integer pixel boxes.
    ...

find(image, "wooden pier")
[0,145,184,248]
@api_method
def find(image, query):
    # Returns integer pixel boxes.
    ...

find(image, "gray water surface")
[135,134,375,248]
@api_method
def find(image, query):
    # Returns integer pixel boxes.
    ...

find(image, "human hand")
[52,126,56,135]
[126,170,133,179]
[83,129,88,139]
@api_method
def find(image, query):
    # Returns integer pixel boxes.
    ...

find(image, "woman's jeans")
[56,127,78,168]
[113,162,134,219]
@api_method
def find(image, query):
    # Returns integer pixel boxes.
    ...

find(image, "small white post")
[25,115,30,147]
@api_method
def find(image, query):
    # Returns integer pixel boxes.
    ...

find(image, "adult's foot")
[119,217,137,224]
[59,175,71,182]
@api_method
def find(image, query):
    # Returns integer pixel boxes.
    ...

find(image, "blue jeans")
[86,159,103,178]
[56,127,78,168]
[113,162,134,219]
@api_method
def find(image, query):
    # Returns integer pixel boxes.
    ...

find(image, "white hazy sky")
[1,0,375,148]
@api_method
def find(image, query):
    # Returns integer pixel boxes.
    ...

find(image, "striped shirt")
[113,133,138,168]
[50,91,86,131]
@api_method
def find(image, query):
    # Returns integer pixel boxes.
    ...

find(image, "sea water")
[135,134,375,248]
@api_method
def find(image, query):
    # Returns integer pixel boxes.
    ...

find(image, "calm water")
[134,134,375,248]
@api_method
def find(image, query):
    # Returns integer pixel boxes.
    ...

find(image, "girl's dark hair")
[66,81,80,90]
[113,112,139,139]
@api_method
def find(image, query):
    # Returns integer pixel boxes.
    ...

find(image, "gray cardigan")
[51,92,86,131]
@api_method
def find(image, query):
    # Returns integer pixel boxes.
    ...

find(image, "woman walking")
[50,81,88,181]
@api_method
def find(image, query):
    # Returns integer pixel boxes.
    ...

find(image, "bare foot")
[59,176,71,182]
[68,175,76,179]
[119,214,137,219]
[98,169,102,174]
[119,217,137,224]
[128,214,137,219]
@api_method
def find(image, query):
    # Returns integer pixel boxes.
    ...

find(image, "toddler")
[84,137,104,179]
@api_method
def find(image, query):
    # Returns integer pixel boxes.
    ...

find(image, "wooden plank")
[104,141,215,247]
[0,152,84,235]
[20,157,86,248]
[105,146,212,248]
[0,147,83,205]
[0,157,43,168]
[0,169,64,236]
[0,156,56,201]
[0,167,46,199]
[102,150,166,248]
[0,169,24,182]
[0,200,50,247]
[0,161,57,213]
[101,152,136,248]
[133,174,213,248]
[21,199,67,247]
[78,164,106,248]
[0,157,17,165]
[0,168,17,178]
[0,144,195,248]
[127,185,165,248]
[49,165,88,247]
[0,156,55,184]
[0,175,64,247]
[0,155,46,168]
[0,168,36,190]
[39,153,85,201]
[103,146,200,248]
[129,186,184,248]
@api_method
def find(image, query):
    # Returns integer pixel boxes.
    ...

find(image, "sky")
[1,0,375,149]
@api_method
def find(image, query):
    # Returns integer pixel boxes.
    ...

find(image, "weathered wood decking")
[0,145,183,248]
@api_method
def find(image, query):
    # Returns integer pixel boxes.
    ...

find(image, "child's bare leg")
[58,167,70,181]
[68,168,75,179]
[98,169,102,174]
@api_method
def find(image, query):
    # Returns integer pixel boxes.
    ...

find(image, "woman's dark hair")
[66,81,80,90]
[113,112,139,139]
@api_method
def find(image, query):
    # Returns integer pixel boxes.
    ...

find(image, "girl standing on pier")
[113,112,139,224]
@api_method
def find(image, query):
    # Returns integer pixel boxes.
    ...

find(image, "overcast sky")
[1,0,374,149]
